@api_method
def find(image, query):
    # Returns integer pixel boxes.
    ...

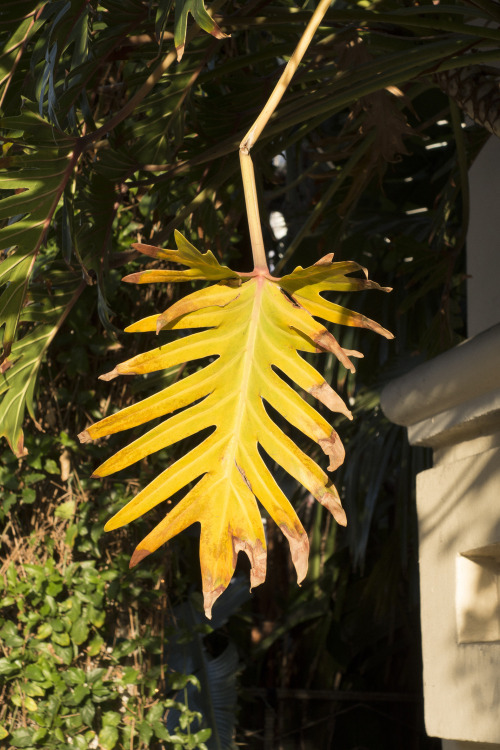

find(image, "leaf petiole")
[239,0,333,273]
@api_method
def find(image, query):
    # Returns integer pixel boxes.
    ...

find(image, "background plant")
[1,0,498,746]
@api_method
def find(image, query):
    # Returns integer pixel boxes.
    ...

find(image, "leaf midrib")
[221,278,263,474]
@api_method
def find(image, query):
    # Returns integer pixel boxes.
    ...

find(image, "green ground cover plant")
[0,429,212,749]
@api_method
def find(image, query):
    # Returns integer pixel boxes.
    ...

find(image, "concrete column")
[381,325,500,745]
[381,129,500,746]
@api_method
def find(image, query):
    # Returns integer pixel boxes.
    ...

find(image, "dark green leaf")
[25,664,45,682]
[138,720,153,745]
[102,711,121,727]
[70,618,89,645]
[81,701,96,726]
[62,684,90,707]
[0,657,21,675]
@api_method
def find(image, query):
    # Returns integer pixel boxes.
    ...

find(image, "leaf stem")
[239,148,267,271]
[239,0,333,272]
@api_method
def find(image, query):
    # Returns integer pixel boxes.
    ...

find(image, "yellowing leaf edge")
[79,233,392,617]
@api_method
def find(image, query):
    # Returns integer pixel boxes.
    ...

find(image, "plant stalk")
[239,0,333,273]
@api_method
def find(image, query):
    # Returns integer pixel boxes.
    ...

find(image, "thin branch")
[239,0,333,272]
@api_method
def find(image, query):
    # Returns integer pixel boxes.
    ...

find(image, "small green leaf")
[52,630,70,646]
[73,735,89,750]
[2,494,17,515]
[24,696,38,712]
[65,523,78,547]
[92,685,115,703]
[147,703,165,723]
[63,667,86,685]
[63,684,90,706]
[32,711,47,727]
[54,728,65,742]
[21,487,37,504]
[35,622,52,640]
[65,597,82,623]
[152,721,172,740]
[32,728,48,743]
[11,693,23,708]
[53,643,73,664]
[193,727,211,742]
[87,634,104,656]
[25,664,45,681]
[44,459,59,475]
[1,630,23,648]
[59,431,77,448]
[138,720,153,745]
[71,618,89,645]
[102,711,121,727]
[24,472,45,484]
[55,499,76,519]
[98,725,119,750]
[65,714,83,730]
[88,604,105,628]
[173,0,228,61]
[24,682,45,697]
[0,657,20,675]
[121,667,139,683]
[0,726,8,740]
[81,701,95,726]
[87,667,106,683]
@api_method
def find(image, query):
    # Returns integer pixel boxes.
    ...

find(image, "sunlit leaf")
[0,267,82,457]
[80,232,392,617]
[0,110,77,361]
[174,0,229,61]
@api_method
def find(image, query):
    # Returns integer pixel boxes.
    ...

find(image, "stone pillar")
[381,133,500,746]
[381,325,500,744]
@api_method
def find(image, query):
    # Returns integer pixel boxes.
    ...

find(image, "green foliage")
[0,563,206,749]
[0,434,212,749]
[0,258,82,457]
[0,284,242,747]
[0,0,496,456]
[0,113,76,329]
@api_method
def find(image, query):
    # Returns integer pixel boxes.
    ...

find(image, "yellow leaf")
[24,696,38,712]
[79,233,392,617]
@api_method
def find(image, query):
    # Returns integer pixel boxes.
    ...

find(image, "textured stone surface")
[418,447,500,742]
